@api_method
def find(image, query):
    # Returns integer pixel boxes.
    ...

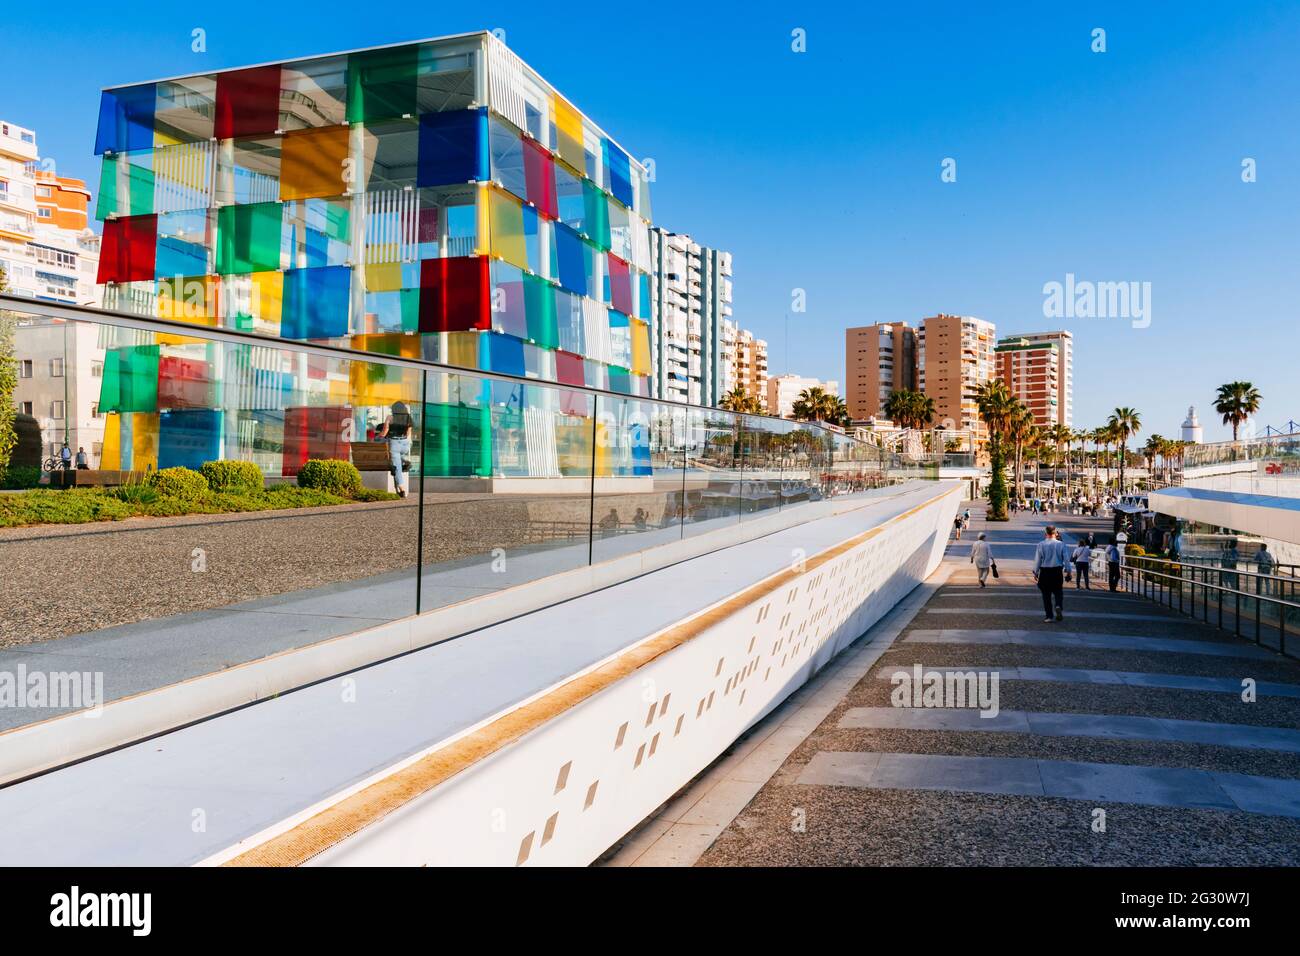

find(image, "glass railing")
[0,295,929,726]
[1180,433,1300,498]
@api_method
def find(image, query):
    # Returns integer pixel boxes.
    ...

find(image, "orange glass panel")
[280,126,351,200]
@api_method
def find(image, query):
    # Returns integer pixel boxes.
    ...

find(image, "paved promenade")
[606,503,1300,866]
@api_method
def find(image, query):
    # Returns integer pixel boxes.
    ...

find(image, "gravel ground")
[0,490,677,647]
[693,508,1300,866]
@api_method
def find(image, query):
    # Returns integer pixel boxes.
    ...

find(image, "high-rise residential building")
[766,374,838,420]
[994,335,1061,429]
[648,228,733,406]
[845,321,916,420]
[916,314,996,441]
[1,120,101,305]
[3,120,106,463]
[732,326,768,411]
[1015,330,1072,427]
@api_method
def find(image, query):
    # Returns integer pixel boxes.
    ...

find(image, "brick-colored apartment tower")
[845,322,916,420]
[916,314,996,441]
[994,330,1072,428]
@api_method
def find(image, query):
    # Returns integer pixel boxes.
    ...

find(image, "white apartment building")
[648,228,735,407]
[766,374,839,420]
[2,119,105,462]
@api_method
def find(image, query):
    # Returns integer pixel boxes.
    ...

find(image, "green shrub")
[109,483,160,505]
[0,465,42,490]
[296,458,362,498]
[1125,544,1146,557]
[0,489,135,527]
[200,459,264,494]
[352,487,401,502]
[147,467,210,501]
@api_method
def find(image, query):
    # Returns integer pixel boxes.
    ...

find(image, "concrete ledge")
[0,483,931,786]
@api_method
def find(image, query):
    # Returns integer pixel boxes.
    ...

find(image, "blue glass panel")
[158,408,223,471]
[606,141,634,208]
[481,332,526,377]
[554,222,587,297]
[281,265,351,339]
[155,210,210,277]
[418,108,487,187]
[95,85,156,155]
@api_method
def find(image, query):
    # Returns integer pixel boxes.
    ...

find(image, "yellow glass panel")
[553,95,584,171]
[132,412,160,471]
[157,276,220,345]
[280,125,351,201]
[487,187,527,270]
[365,261,403,292]
[594,421,611,477]
[100,413,122,470]
[630,318,651,375]
[447,331,479,369]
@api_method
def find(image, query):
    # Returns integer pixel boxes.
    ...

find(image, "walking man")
[1106,538,1122,591]
[384,401,413,499]
[970,532,994,587]
[1033,524,1069,622]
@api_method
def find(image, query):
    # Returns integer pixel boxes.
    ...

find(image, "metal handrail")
[1124,552,1299,586]
[1122,554,1296,657]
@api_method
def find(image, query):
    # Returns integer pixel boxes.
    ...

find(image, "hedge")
[296,458,363,498]
[200,460,264,494]
[147,467,210,501]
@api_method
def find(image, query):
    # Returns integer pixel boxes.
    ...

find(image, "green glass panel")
[100,345,159,414]
[422,401,491,477]
[523,273,558,349]
[582,180,610,250]
[217,202,283,274]
[95,154,155,220]
[347,46,419,124]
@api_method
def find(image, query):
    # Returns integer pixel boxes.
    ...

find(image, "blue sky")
[4,1,1298,440]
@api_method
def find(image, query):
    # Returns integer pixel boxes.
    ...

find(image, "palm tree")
[792,386,838,424]
[1214,381,1262,442]
[1007,404,1036,500]
[719,385,761,414]
[1045,423,1072,497]
[975,381,1016,519]
[883,389,935,430]
[1091,426,1112,491]
[1107,407,1142,493]
[1073,428,1090,495]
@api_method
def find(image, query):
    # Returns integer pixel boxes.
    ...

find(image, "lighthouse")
[1181,406,1204,444]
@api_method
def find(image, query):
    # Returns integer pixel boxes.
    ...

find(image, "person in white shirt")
[969,532,994,587]
[1071,537,1092,590]
[1033,525,1070,621]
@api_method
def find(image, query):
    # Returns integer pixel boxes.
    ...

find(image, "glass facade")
[92,31,656,425]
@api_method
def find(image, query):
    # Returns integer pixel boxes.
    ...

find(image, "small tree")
[0,266,17,476]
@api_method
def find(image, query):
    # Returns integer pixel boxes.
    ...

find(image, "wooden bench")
[349,442,394,473]
[48,469,149,489]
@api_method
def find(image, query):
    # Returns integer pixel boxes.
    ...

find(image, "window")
[0,178,8,195]
[49,358,64,377]
[18,359,32,378]
[91,361,103,378]
[19,402,32,416]
[37,208,52,219]
[36,186,52,198]
[91,403,101,418]
[50,400,65,419]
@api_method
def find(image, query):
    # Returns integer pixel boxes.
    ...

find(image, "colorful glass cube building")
[92,32,655,395]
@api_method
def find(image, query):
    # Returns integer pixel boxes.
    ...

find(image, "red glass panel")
[97,214,158,284]
[523,139,557,220]
[282,405,352,476]
[607,253,634,315]
[555,349,586,388]
[419,256,490,333]
[215,66,282,139]
[157,355,215,409]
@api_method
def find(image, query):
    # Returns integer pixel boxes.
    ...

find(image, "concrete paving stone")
[795,751,883,787]
[924,607,1178,622]
[1212,772,1300,817]
[904,628,1279,660]
[1037,759,1237,811]
[838,707,1029,732]
[871,752,1046,796]
[630,823,724,867]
